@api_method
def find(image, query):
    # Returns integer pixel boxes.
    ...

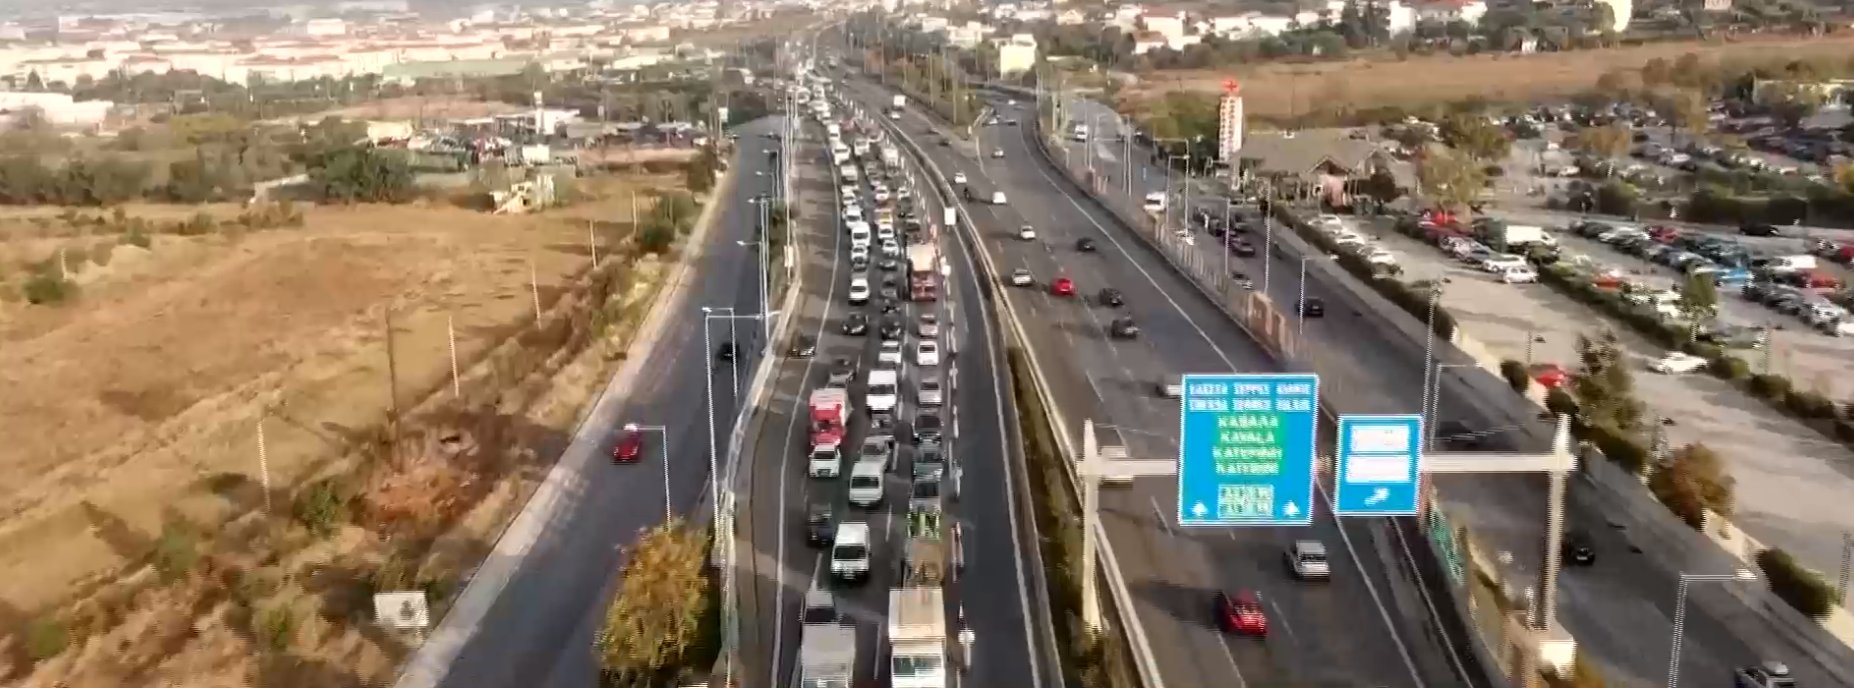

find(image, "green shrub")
[253,604,296,652]
[1587,426,1651,475]
[21,273,75,305]
[1708,355,1750,381]
[639,223,676,254]
[1784,390,1838,419]
[1500,359,1532,394]
[293,477,350,537]
[1545,387,1580,419]
[153,514,201,582]
[1748,374,1792,400]
[1755,548,1835,619]
[24,615,70,661]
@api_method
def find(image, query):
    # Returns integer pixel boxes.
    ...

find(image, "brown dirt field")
[0,177,671,619]
[1124,34,1854,120]
[280,96,531,124]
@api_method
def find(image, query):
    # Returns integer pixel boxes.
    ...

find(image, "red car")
[613,423,643,463]
[1531,363,1568,389]
[1214,590,1268,636]
[1051,276,1076,297]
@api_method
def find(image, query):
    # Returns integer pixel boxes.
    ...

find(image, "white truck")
[888,586,949,688]
[892,94,907,110]
[798,592,856,688]
[840,163,860,183]
[881,144,902,170]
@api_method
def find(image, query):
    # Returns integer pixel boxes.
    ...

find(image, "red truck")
[809,388,851,449]
[908,244,940,302]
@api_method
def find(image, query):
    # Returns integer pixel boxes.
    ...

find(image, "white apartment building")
[300,18,348,36]
[1141,14,1186,40]
[1416,0,1488,25]
[997,33,1037,75]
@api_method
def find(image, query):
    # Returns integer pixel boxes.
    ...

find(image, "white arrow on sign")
[1191,502,1210,518]
[1281,501,1301,518]
[1364,488,1390,506]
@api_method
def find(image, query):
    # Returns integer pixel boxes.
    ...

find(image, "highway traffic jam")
[782,71,970,688]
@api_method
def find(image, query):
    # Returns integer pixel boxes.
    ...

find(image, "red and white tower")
[1218,79,1244,161]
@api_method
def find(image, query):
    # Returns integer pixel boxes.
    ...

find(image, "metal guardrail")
[874,90,1165,688]
[1003,87,1504,688]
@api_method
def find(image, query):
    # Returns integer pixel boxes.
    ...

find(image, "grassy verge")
[1006,347,1137,688]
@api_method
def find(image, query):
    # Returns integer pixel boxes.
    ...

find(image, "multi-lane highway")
[1051,96,1851,687]
[845,77,1468,688]
[411,117,783,688]
[735,103,1055,688]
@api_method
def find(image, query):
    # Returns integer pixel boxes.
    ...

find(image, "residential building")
[1056,9,1087,24]
[1415,0,1488,25]
[1141,14,1185,40]
[997,33,1036,75]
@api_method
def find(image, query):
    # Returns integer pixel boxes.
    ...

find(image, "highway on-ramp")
[851,79,1467,688]
[419,116,783,688]
[735,112,1055,688]
[1053,95,1851,688]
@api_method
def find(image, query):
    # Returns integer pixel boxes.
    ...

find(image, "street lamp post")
[1296,257,1310,340]
[635,424,672,523]
[1417,283,1444,450]
[1164,154,1188,244]
[1667,569,1757,688]
[1425,363,1472,450]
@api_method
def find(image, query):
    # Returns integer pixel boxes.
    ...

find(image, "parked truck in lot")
[908,244,941,301]
[888,586,949,688]
[809,388,850,449]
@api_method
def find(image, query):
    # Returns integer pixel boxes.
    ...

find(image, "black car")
[1229,239,1257,257]
[1109,316,1140,338]
[1299,298,1325,317]
[790,334,817,358]
[1098,288,1125,307]
[716,341,737,361]
[1563,532,1595,566]
[878,257,901,271]
[870,411,897,433]
[1077,237,1098,252]
[1740,224,1781,237]
[1230,271,1255,290]
[842,313,870,336]
[913,410,944,444]
[880,298,901,314]
[1434,420,1487,450]
[879,318,905,340]
[805,505,834,547]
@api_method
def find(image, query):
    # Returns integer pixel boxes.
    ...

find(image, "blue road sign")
[1177,373,1319,526]
[1334,414,1425,516]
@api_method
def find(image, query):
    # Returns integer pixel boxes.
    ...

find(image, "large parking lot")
[1341,214,1854,578]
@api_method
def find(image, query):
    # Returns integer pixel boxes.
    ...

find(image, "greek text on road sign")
[1177,373,1319,526]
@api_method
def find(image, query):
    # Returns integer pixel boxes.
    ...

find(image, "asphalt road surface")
[1052,96,1848,688]
[852,82,1466,688]
[425,116,781,688]
[735,108,1052,688]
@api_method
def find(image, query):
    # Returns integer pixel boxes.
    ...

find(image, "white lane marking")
[1260,595,1298,645]
[1215,635,1251,688]
[1015,111,1427,688]
[1149,497,1173,537]
[769,125,845,688]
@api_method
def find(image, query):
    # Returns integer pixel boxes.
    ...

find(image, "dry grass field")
[1121,34,1854,120]
[0,171,700,686]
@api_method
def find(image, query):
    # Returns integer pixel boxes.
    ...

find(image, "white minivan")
[849,223,871,249]
[830,522,871,581]
[846,460,886,507]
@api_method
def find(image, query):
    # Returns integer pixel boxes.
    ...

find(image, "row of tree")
[594,521,717,686]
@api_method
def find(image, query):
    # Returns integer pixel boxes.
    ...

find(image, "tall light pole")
[708,305,743,397]
[1417,283,1444,454]
[1296,256,1310,341]
[634,424,673,523]
[1425,363,1472,450]
[1164,154,1188,243]
[1666,569,1757,688]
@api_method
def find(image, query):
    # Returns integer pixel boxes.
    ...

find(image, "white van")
[808,444,842,478]
[1142,192,1166,213]
[847,460,886,507]
[849,223,872,249]
[1481,254,1528,273]
[830,522,871,581]
[865,369,900,413]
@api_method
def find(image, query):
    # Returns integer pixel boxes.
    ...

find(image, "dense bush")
[1647,443,1735,529]
[24,615,70,661]
[1500,359,1532,394]
[293,477,351,537]
[1756,548,1835,619]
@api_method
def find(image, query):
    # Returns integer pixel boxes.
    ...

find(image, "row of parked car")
[1567,220,1854,337]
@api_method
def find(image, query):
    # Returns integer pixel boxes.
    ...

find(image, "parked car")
[1649,351,1708,374]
